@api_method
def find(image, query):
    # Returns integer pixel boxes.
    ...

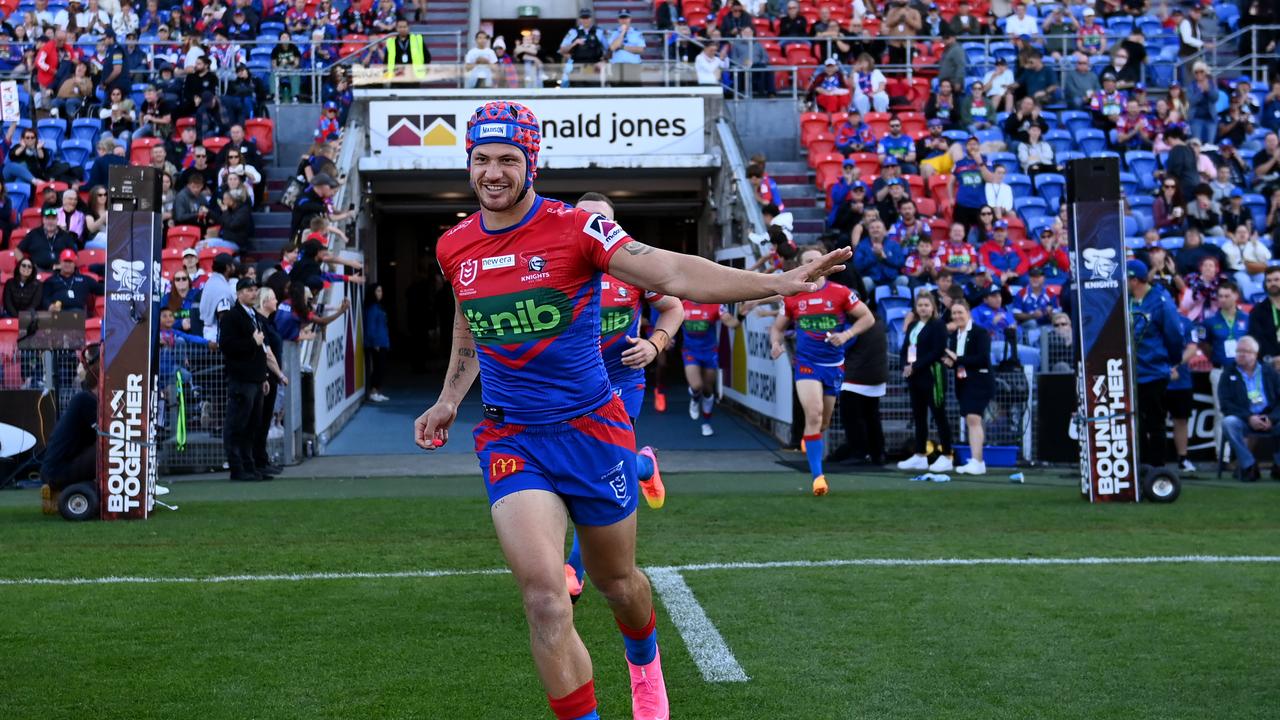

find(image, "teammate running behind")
[563,192,685,604]
[768,247,875,495]
[681,300,740,436]
[416,101,849,720]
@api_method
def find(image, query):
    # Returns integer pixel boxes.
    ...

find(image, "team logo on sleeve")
[459,259,478,287]
[584,214,628,252]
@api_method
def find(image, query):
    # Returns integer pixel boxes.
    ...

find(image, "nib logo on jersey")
[463,288,570,343]
[796,314,840,332]
[600,306,636,336]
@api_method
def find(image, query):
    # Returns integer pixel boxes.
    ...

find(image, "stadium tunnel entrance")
[361,168,709,382]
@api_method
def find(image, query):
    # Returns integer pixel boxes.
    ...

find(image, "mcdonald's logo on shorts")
[489,454,525,483]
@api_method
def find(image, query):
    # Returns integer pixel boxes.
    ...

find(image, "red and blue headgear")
[465,101,542,194]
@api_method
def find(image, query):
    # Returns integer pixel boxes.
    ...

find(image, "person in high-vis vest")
[386,18,430,81]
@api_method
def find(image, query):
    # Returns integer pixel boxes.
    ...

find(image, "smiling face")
[914,294,936,321]
[950,301,970,325]
[469,144,527,213]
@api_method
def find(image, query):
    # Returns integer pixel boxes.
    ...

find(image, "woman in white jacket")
[1017,123,1057,178]
[984,164,1014,219]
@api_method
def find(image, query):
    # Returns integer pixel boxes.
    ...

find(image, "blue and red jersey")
[781,281,860,367]
[600,274,662,386]
[436,195,631,424]
[682,301,726,355]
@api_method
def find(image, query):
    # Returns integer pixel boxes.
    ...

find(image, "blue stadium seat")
[1044,128,1075,158]
[1216,3,1239,30]
[1074,128,1106,155]
[1057,150,1085,165]
[1059,110,1092,136]
[1035,173,1066,212]
[5,182,30,214]
[1017,344,1041,369]
[1039,111,1058,130]
[975,128,1004,146]
[1124,150,1157,190]
[987,151,1019,175]
[1119,171,1138,197]
[260,21,286,36]
[70,117,101,144]
[1125,234,1144,249]
[943,130,970,144]
[59,138,92,168]
[1014,197,1050,227]
[1243,194,1268,229]
[1129,195,1154,230]
[1159,236,1184,250]
[1006,172,1033,199]
[990,42,1018,66]
[1107,16,1134,34]
[36,118,64,145]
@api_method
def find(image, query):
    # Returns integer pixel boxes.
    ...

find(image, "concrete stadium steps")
[764,159,825,244]
[421,0,469,64]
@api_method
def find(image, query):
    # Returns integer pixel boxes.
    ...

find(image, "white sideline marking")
[1,555,1276,587]
[647,567,750,683]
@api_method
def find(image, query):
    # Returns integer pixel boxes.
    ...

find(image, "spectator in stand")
[83,187,108,248]
[1219,187,1250,232]
[918,120,956,181]
[85,137,126,190]
[827,160,863,217]
[984,164,1014,219]
[173,172,219,233]
[136,85,175,140]
[1024,223,1070,284]
[163,266,204,338]
[1185,184,1224,237]
[694,40,728,87]
[559,9,608,86]
[5,126,49,185]
[149,144,178,188]
[222,125,264,177]
[1253,133,1280,198]
[1153,175,1188,237]
[1223,223,1271,290]
[1217,91,1256,149]
[875,178,909,226]
[194,91,229,140]
[2,258,42,318]
[936,30,965,93]
[102,98,137,147]
[463,30,499,89]
[19,206,79,272]
[178,248,208,291]
[728,26,775,97]
[1041,5,1080,59]
[897,291,953,472]
[979,220,1026,284]
[853,218,904,289]
[947,0,982,36]
[607,9,646,86]
[1161,126,1199,202]
[225,63,267,126]
[1012,266,1057,330]
[881,0,921,66]
[902,234,940,287]
[979,56,1016,116]
[42,249,102,312]
[876,116,917,174]
[1179,255,1223,322]
[1174,227,1227,277]
[1201,282,1250,368]
[1002,96,1049,152]
[972,285,1016,339]
[51,60,93,119]
[218,148,262,201]
[778,1,807,41]
[1075,7,1107,56]
[1111,98,1154,151]
[365,283,391,403]
[827,173,869,235]
[943,299,993,475]
[1216,140,1250,191]
[1018,123,1058,178]
[1217,335,1280,481]
[746,162,784,211]
[950,136,996,230]
[271,31,303,103]
[806,58,850,113]
[1100,46,1139,92]
[965,204,996,246]
[54,189,86,245]
[217,189,254,252]
[1012,50,1057,105]
[1185,62,1219,144]
[1061,52,1100,110]
[850,53,888,115]
[888,198,931,250]
[960,79,996,131]
[177,146,217,190]
[938,220,978,279]
[1005,2,1039,40]
[835,109,876,156]
[315,101,342,141]
[181,55,219,116]
[1088,72,1126,133]
[924,80,961,129]
[719,1,753,37]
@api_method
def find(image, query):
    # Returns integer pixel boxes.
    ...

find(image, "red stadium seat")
[1005,215,1027,243]
[864,111,892,138]
[829,111,849,127]
[800,112,830,145]
[9,227,27,248]
[904,173,925,198]
[0,317,19,387]
[807,140,835,167]
[85,317,101,344]
[245,118,275,155]
[34,180,69,200]
[77,248,104,271]
[786,44,815,66]
[916,197,937,218]
[815,160,843,192]
[931,218,951,239]
[161,247,184,277]
[898,112,926,136]
[173,116,196,140]
[202,136,231,155]
[93,293,105,318]
[927,172,953,200]
[849,152,880,177]
[0,249,16,274]
[129,136,162,166]
[167,225,201,251]
[20,207,41,230]
[197,246,219,274]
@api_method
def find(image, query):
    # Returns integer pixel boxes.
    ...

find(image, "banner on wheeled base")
[98,167,162,520]
[1067,157,1141,503]
[723,309,793,423]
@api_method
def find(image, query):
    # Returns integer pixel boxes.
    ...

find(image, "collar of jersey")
[480,194,543,235]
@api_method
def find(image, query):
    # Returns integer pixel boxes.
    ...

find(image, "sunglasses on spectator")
[175,276,189,281]
[19,262,33,269]
[228,153,240,158]
[1053,321,1069,327]
[980,210,993,216]
[1164,182,1176,188]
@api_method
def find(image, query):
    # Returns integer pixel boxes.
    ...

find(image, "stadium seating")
[167,225,201,251]
[161,247,185,277]
[1034,174,1066,213]
[71,118,102,144]
[1006,173,1034,200]
[77,248,104,271]
[1014,197,1050,227]
[85,317,101,344]
[59,139,92,168]
[5,182,30,214]
[19,207,41,230]
[130,137,162,166]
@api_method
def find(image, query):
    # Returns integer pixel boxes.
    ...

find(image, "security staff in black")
[219,278,270,481]
[1247,266,1280,372]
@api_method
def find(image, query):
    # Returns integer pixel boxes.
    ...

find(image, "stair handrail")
[715,117,769,260]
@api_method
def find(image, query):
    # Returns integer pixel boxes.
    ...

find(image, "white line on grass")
[647,567,750,683]
[2,555,1276,587]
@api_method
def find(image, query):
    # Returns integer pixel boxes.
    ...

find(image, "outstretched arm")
[415,299,478,450]
[607,240,850,303]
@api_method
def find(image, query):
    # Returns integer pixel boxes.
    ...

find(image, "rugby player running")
[416,102,849,720]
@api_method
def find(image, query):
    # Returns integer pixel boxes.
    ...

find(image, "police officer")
[1128,259,1186,468]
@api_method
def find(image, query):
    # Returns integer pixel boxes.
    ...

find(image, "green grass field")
[2,471,1278,719]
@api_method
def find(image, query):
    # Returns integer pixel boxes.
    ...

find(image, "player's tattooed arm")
[441,301,480,403]
[623,240,656,256]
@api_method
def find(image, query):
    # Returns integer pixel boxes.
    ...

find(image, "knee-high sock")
[567,531,584,584]
[803,433,824,479]
[548,680,598,720]
[618,608,659,666]
[700,395,714,418]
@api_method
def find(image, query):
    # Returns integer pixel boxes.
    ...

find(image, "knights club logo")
[459,259,478,287]
[386,114,457,147]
